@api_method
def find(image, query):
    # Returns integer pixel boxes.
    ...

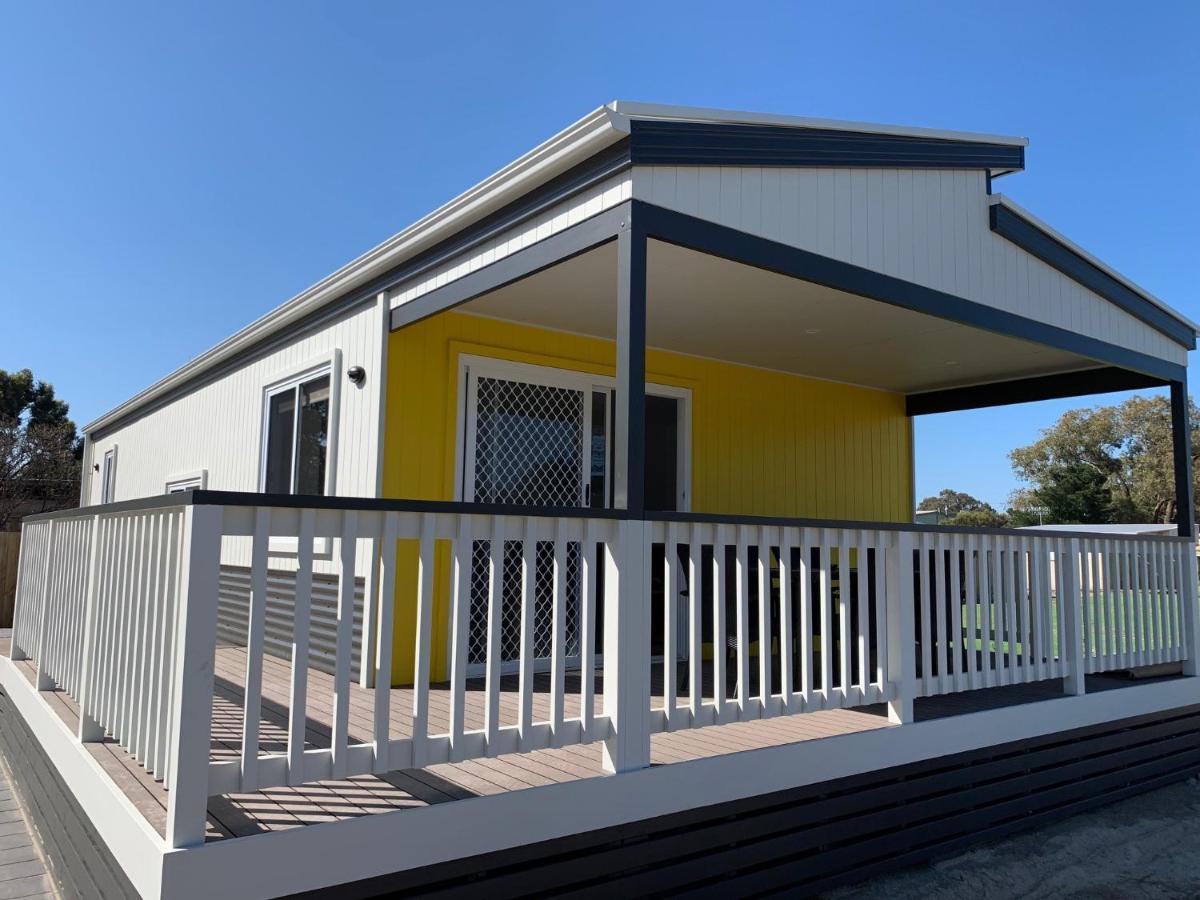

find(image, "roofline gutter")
[83,105,631,435]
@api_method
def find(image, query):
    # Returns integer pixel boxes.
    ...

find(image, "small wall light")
[347,365,366,386]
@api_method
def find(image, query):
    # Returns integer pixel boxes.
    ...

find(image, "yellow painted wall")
[381,312,913,684]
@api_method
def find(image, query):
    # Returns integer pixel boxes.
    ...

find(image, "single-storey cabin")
[4,102,1199,899]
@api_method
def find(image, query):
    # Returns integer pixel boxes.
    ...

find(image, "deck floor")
[3,632,1145,845]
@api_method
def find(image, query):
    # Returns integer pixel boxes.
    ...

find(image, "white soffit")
[463,240,1100,395]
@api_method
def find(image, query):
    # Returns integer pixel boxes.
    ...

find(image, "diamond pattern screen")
[472,376,584,507]
[468,375,587,668]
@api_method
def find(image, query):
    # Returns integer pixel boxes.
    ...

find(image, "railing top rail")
[23,489,1195,542]
[646,509,1195,543]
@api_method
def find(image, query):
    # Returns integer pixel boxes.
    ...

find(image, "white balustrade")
[9,495,1199,849]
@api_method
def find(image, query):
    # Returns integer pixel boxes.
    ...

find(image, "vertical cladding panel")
[635,165,1185,365]
[84,301,384,576]
[390,172,632,309]
[381,311,912,684]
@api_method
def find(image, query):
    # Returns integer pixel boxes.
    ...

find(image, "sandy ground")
[827,776,1200,900]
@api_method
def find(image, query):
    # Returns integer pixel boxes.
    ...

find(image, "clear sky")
[1,1,1197,510]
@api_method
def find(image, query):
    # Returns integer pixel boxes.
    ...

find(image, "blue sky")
[1,2,1197,509]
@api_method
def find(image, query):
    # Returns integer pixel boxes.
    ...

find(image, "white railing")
[648,522,895,731]
[9,493,1200,849]
[910,531,1065,696]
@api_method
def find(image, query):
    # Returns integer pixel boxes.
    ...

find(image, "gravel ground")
[827,775,1200,900]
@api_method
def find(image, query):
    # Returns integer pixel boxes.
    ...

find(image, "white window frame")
[258,350,342,554]
[453,354,691,511]
[165,469,208,494]
[100,445,118,504]
[258,350,342,497]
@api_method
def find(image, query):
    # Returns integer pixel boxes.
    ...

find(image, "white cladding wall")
[633,166,1186,366]
[389,171,632,309]
[83,300,384,573]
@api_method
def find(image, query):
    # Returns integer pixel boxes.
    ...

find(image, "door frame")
[453,354,691,511]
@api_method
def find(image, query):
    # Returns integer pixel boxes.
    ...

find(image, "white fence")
[9,494,1200,849]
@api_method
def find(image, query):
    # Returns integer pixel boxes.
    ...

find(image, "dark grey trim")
[614,223,647,514]
[287,701,1200,899]
[633,200,1188,383]
[389,203,628,329]
[1171,380,1194,537]
[0,690,139,900]
[906,367,1168,416]
[629,120,1026,172]
[990,203,1195,349]
[27,490,1191,544]
[91,141,634,440]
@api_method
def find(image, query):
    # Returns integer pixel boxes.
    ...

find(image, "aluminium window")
[165,470,208,494]
[261,370,333,496]
[100,447,117,504]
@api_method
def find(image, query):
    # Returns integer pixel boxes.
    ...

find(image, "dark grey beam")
[390,203,629,330]
[991,204,1195,349]
[906,367,1168,417]
[1171,381,1195,537]
[633,200,1188,385]
[613,218,647,514]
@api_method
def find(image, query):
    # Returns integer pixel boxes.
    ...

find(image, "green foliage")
[918,489,1008,527]
[1031,462,1114,524]
[944,507,1009,528]
[0,368,74,430]
[0,369,80,529]
[1009,394,1198,525]
[917,489,991,518]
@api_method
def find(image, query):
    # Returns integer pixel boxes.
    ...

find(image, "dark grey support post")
[1170,380,1194,537]
[614,218,647,515]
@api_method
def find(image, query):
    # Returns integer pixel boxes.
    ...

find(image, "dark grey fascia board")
[906,367,1169,416]
[629,119,1025,172]
[990,204,1195,349]
[90,141,633,441]
[632,200,1187,384]
[390,203,630,329]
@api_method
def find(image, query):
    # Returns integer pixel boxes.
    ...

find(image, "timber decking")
[2,631,1137,846]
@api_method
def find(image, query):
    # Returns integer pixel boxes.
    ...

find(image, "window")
[165,470,207,494]
[100,447,117,504]
[261,370,333,496]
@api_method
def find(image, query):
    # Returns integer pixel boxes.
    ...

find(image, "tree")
[1031,462,1114,524]
[1009,394,1199,525]
[944,507,1009,528]
[917,489,990,518]
[918,488,1007,527]
[0,369,80,530]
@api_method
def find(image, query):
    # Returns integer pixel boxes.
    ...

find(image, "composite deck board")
[5,634,1142,845]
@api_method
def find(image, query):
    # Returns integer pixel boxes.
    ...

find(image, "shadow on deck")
[2,632,1171,844]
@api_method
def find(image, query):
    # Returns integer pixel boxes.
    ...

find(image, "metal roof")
[82,102,1187,435]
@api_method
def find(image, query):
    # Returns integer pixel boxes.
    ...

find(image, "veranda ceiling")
[459,239,1101,395]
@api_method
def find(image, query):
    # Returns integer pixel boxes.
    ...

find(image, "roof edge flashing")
[610,100,1030,147]
[83,105,626,435]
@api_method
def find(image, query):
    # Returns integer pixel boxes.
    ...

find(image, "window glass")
[589,390,607,508]
[264,389,296,494]
[295,375,330,496]
[100,450,116,503]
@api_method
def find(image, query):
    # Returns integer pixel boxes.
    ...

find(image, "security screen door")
[462,360,610,675]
